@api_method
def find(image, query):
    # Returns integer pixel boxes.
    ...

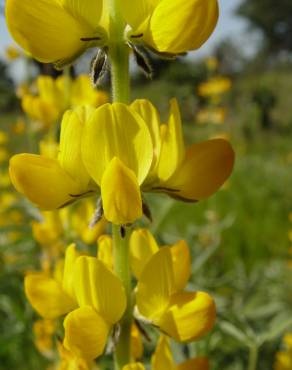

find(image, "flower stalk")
[108,1,132,368]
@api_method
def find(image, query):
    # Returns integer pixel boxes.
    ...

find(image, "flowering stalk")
[108,0,130,103]
[108,0,132,368]
[112,225,132,369]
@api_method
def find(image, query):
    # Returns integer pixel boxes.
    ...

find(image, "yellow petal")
[74,256,126,324]
[136,247,176,321]
[131,99,161,172]
[58,107,93,190]
[122,0,159,30]
[97,235,113,271]
[158,291,216,342]
[145,0,219,54]
[64,306,110,361]
[176,357,209,370]
[164,139,235,201]
[122,364,145,370]
[21,95,59,126]
[171,240,191,291]
[131,323,144,360]
[82,103,153,185]
[5,0,103,63]
[71,75,109,107]
[156,99,185,182]
[62,244,79,299]
[130,228,159,279]
[25,273,76,319]
[151,336,175,370]
[9,154,83,209]
[101,157,142,225]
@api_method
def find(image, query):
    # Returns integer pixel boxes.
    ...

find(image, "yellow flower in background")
[131,323,144,361]
[124,0,218,55]
[6,0,218,65]
[274,333,292,370]
[62,201,107,245]
[12,117,26,135]
[10,106,96,209]
[197,107,226,125]
[22,74,109,129]
[131,229,216,342]
[0,131,8,145]
[123,335,208,370]
[198,77,232,98]
[33,319,56,358]
[0,147,9,163]
[206,57,219,72]
[5,44,21,60]
[56,341,97,370]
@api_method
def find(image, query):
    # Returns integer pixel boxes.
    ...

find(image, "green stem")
[108,0,130,103]
[112,225,132,370]
[107,1,132,368]
[247,345,258,370]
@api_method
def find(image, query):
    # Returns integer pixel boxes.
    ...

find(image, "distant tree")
[0,60,18,113]
[237,0,292,55]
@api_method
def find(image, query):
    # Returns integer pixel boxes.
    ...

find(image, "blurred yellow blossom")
[33,319,56,358]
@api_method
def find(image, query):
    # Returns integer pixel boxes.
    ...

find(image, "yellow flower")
[123,335,208,370]
[33,319,56,358]
[198,77,232,97]
[131,229,216,342]
[10,100,234,225]
[131,323,144,360]
[25,244,127,361]
[63,255,126,361]
[21,75,108,128]
[25,244,79,319]
[0,147,9,163]
[6,0,106,66]
[5,45,21,60]
[197,107,226,125]
[10,106,96,209]
[56,341,96,370]
[0,131,8,145]
[6,0,218,65]
[64,200,107,245]
[82,99,234,224]
[123,0,218,55]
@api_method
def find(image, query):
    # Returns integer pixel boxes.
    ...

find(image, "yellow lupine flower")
[6,0,218,65]
[134,240,216,342]
[64,255,126,361]
[124,0,219,55]
[198,77,232,97]
[5,0,106,66]
[123,335,208,370]
[33,319,56,358]
[9,106,96,209]
[0,130,8,145]
[10,99,233,225]
[81,103,153,224]
[25,244,79,319]
[56,341,96,370]
[5,44,21,60]
[97,235,113,271]
[22,75,109,128]
[133,99,234,203]
[82,100,234,224]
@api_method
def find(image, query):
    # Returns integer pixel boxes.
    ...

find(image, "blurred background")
[1,0,292,369]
